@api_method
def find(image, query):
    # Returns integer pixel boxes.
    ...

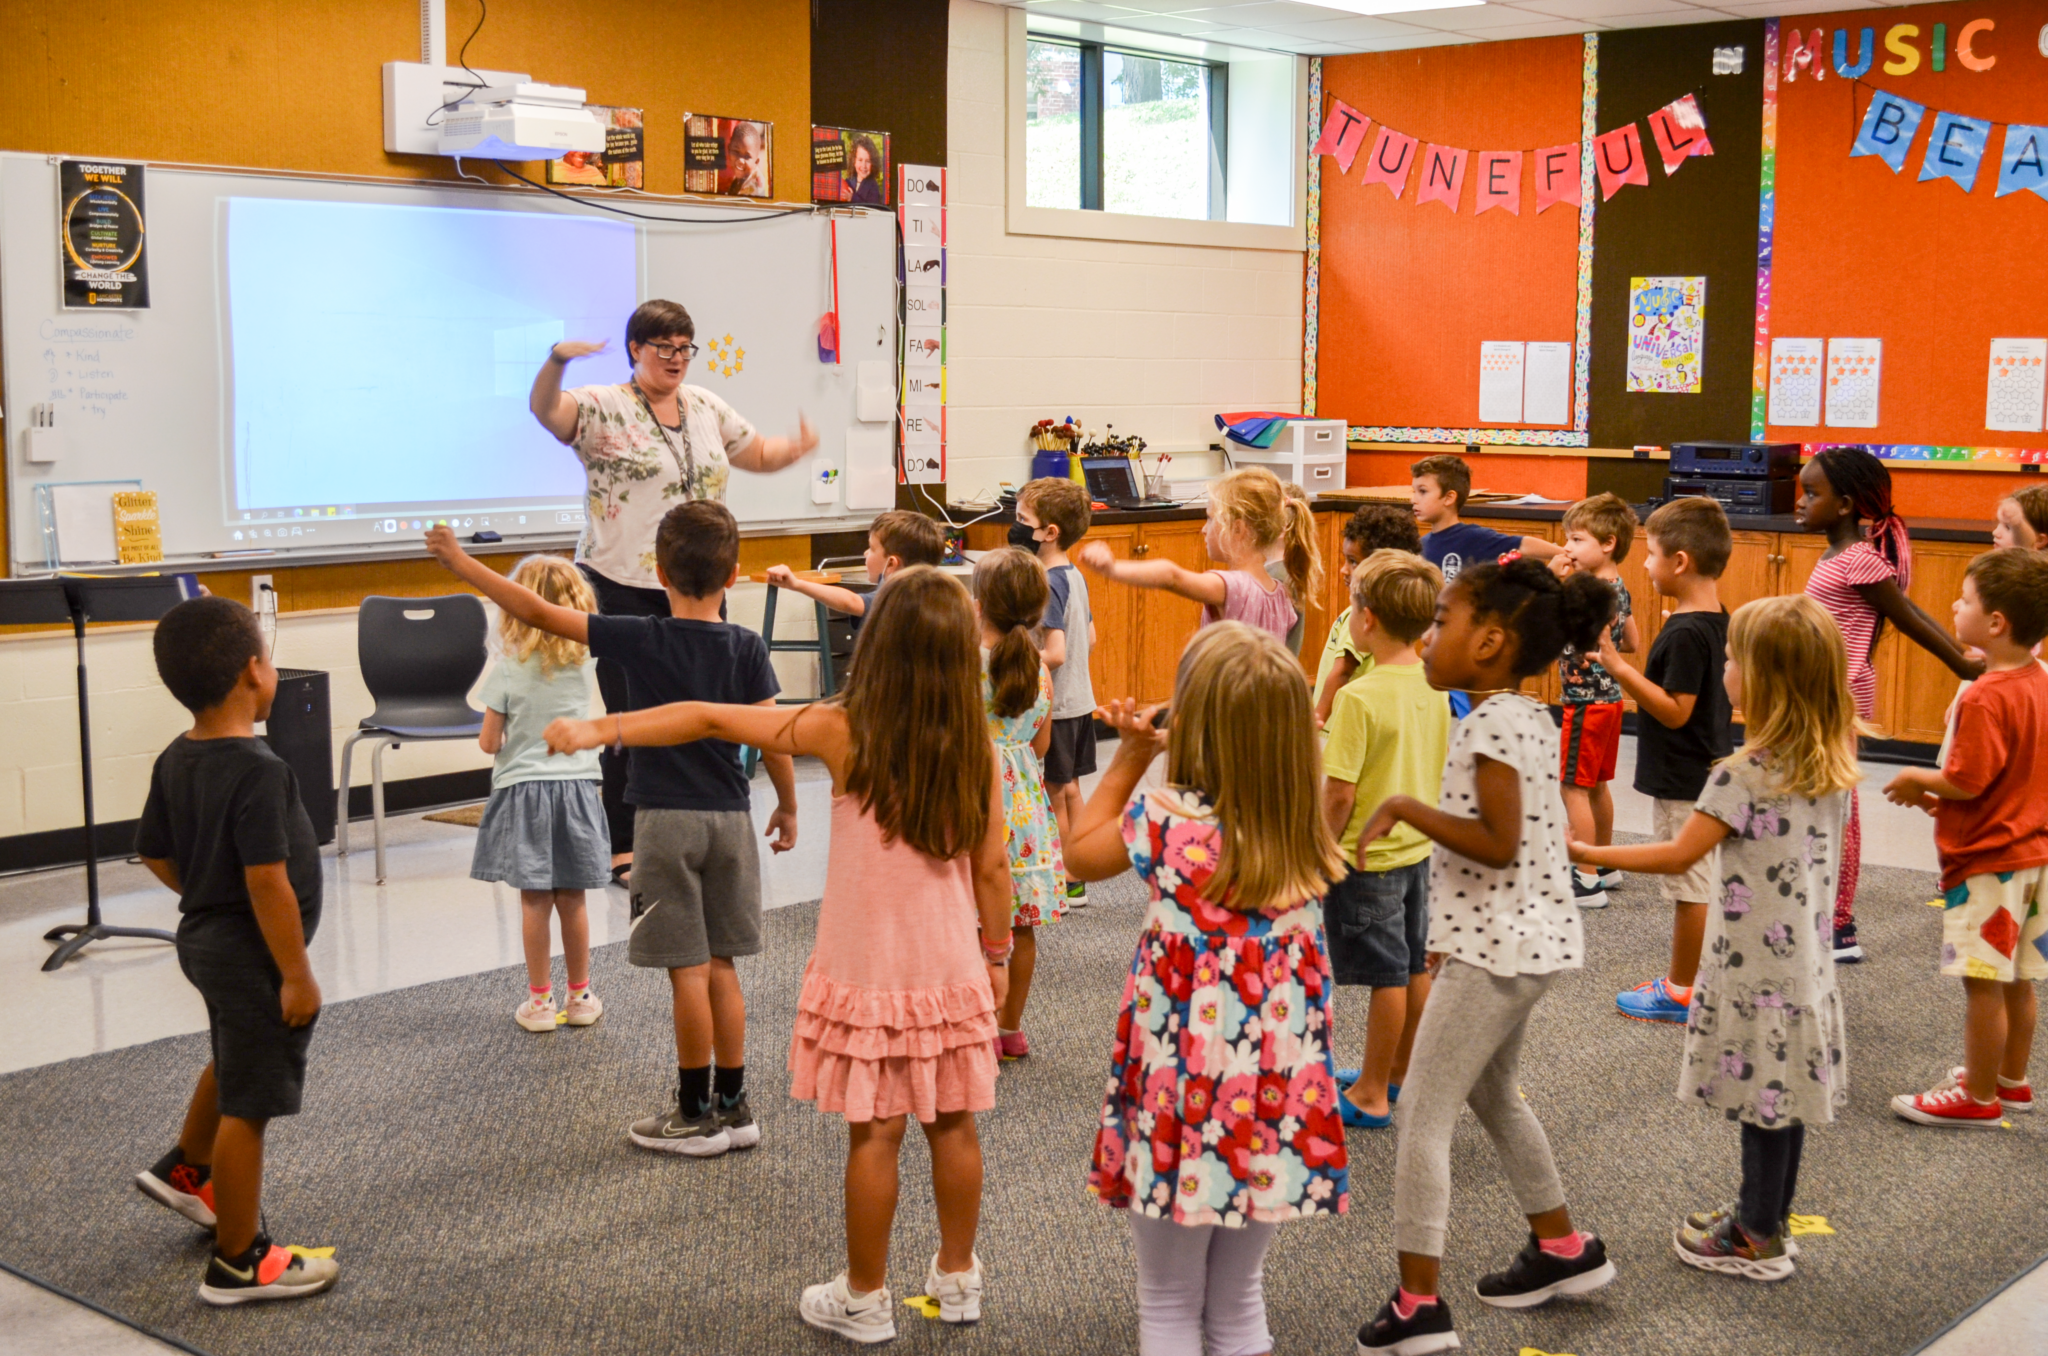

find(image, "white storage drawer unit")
[1226,419,1347,491]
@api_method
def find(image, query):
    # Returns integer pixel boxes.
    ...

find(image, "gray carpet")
[0,857,2039,1356]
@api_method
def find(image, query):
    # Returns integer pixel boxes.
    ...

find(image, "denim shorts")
[1324,860,1431,989]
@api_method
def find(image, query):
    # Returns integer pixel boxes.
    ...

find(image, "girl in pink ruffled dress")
[544,565,1013,1345]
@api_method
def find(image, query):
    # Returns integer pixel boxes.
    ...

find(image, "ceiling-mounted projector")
[436,83,604,160]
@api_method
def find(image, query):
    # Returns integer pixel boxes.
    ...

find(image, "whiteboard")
[1,153,897,571]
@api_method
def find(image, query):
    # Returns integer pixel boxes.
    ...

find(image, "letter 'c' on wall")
[1958,18,1996,71]
[1883,25,1921,75]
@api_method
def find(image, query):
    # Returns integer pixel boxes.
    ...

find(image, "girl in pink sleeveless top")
[546,566,1013,1344]
[1077,466,1320,655]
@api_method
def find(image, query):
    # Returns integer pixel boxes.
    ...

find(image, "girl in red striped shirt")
[1795,446,1981,963]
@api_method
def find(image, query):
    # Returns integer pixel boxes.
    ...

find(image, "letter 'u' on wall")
[1957,18,1996,72]
[1835,27,1875,78]
[1884,25,1921,76]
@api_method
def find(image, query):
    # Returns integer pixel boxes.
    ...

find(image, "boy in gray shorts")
[428,501,797,1157]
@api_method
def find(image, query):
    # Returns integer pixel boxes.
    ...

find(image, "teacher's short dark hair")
[153,596,265,714]
[626,299,695,351]
[657,500,741,599]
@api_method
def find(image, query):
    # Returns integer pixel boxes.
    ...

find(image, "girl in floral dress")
[975,549,1066,1060]
[1574,595,1857,1281]
[1063,621,1348,1356]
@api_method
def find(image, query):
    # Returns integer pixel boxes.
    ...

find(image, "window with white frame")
[1009,12,1303,248]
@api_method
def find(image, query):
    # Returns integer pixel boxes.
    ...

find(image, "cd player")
[1669,441,1799,480]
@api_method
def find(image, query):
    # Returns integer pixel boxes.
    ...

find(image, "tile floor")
[0,738,2035,1354]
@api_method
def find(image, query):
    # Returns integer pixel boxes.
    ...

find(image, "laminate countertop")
[970,498,1999,545]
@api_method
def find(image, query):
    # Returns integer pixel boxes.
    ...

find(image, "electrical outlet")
[251,575,274,612]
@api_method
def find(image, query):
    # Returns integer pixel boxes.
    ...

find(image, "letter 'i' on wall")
[898,165,946,486]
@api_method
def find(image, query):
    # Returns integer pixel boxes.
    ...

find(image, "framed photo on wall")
[811,126,891,207]
[684,115,773,198]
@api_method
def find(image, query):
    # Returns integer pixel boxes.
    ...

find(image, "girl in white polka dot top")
[1354,556,1619,1356]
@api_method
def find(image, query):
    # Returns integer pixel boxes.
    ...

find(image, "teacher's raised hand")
[530,339,609,441]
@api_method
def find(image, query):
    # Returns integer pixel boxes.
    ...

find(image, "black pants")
[1738,1121,1805,1238]
[579,565,670,856]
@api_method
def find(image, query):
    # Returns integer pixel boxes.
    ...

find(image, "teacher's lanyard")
[631,382,697,493]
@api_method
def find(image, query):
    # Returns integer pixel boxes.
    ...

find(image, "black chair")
[337,594,488,882]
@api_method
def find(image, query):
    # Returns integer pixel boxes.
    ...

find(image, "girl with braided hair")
[1795,447,1981,963]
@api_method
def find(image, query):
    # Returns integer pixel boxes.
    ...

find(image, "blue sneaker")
[1616,977,1689,1024]
[1339,1093,1394,1129]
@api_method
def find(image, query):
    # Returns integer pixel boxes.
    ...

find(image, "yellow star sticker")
[722,333,733,346]
[735,347,745,362]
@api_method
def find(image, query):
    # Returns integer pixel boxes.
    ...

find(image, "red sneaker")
[1942,1066,2032,1114]
[998,1030,1030,1061]
[1892,1082,2004,1129]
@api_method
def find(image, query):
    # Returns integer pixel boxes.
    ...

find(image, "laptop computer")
[1081,456,1175,511]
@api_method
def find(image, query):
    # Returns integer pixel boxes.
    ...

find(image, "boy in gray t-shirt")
[1015,478,1096,904]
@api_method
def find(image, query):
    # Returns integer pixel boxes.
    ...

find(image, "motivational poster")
[1625,277,1704,394]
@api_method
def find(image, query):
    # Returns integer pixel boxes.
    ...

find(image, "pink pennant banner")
[1474,151,1522,216]
[1361,126,1418,198]
[1416,145,1469,211]
[1312,98,1371,174]
[1648,95,1714,175]
[1534,143,1580,213]
[1594,123,1650,200]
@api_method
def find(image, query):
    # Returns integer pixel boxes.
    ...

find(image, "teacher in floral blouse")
[529,297,817,875]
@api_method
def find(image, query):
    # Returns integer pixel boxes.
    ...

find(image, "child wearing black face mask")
[765,510,947,618]
[1015,478,1097,909]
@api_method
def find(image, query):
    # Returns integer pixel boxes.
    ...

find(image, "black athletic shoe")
[136,1147,216,1229]
[1356,1291,1460,1355]
[1474,1232,1616,1308]
[1832,924,1864,963]
[198,1234,338,1306]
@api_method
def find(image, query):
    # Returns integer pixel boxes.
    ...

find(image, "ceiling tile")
[1714,0,1880,12]
[1349,29,1484,47]
[1453,17,1602,37]
[1395,2,1571,29]
[1259,13,1447,39]
[1514,0,1694,20]
[1590,9,1740,26]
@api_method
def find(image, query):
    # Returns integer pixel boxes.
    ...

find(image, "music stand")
[0,575,195,970]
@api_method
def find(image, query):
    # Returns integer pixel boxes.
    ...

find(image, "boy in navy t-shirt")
[1411,454,1559,582]
[429,501,797,1158]
[133,596,338,1306]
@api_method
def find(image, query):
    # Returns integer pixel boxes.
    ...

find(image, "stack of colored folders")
[1215,411,1297,449]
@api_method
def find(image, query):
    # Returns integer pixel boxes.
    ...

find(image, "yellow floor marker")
[1926,899,1944,908]
[903,1295,941,1319]
[1520,1347,1578,1356]
[1787,1215,1834,1237]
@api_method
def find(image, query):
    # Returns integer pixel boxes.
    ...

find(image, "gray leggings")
[1393,960,1566,1256]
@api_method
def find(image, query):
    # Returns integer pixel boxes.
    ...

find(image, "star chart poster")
[1625,276,1703,395]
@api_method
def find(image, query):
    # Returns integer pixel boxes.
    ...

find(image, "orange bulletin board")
[1766,0,2048,457]
[1314,40,1585,438]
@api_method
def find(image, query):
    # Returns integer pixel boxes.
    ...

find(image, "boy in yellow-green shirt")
[1320,551,1451,1129]
[1314,503,1425,727]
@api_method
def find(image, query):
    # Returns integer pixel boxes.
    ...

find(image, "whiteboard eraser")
[25,427,63,464]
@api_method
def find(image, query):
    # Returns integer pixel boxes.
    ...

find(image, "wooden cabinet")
[1073,522,1140,702]
[1133,519,1212,702]
[1883,540,1980,745]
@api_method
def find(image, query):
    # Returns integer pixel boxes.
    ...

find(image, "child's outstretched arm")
[763,565,867,617]
[1357,754,1521,869]
[1856,579,1984,681]
[1076,541,1227,607]
[1063,698,1169,881]
[547,698,838,762]
[1596,630,1694,730]
[424,526,590,645]
[1572,811,1726,874]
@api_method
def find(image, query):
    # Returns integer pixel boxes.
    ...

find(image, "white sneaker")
[923,1253,983,1323]
[799,1273,896,1344]
[515,995,558,1032]
[562,989,603,1026]
[1597,868,1625,889]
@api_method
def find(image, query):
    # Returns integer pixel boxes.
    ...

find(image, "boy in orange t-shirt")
[1885,549,2048,1128]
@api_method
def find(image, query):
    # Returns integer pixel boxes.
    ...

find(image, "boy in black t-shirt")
[1594,498,1734,1025]
[428,501,798,1159]
[132,597,337,1306]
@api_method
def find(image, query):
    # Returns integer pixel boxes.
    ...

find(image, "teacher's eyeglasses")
[645,340,700,361]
